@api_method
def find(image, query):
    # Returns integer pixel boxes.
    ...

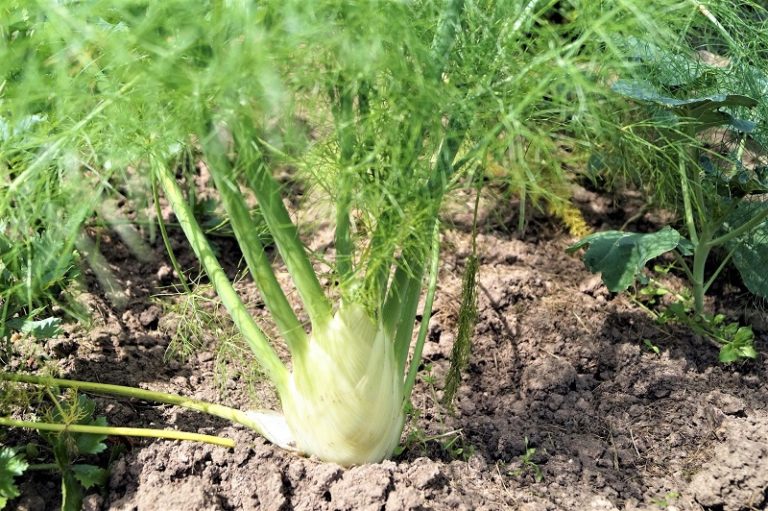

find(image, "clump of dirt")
[8,186,768,510]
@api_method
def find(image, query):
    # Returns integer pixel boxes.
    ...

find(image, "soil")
[7,185,768,511]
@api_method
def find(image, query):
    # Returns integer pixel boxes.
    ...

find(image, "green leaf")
[20,317,62,339]
[0,447,28,509]
[611,80,757,111]
[47,396,109,456]
[719,326,757,363]
[611,80,758,133]
[75,415,108,455]
[71,464,108,490]
[567,227,681,292]
[723,201,768,300]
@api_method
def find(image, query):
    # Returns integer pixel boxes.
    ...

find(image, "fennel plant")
[0,0,730,466]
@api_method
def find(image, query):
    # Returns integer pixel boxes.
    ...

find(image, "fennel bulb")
[281,304,405,466]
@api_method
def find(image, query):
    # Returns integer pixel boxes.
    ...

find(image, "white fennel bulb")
[281,303,405,466]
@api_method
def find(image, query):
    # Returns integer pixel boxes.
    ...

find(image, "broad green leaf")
[20,317,62,339]
[567,227,681,292]
[0,447,28,509]
[611,79,757,114]
[724,201,768,299]
[75,415,109,455]
[71,464,108,490]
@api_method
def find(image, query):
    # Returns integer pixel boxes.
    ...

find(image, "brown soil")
[9,186,768,511]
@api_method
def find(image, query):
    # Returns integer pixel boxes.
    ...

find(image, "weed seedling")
[508,437,544,483]
[0,393,110,511]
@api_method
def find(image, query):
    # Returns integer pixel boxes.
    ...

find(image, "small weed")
[508,437,544,483]
[158,282,223,361]
[158,278,267,400]
[397,364,476,462]
[651,491,680,509]
[397,418,475,462]
[627,267,757,362]
[0,392,110,511]
[643,339,661,355]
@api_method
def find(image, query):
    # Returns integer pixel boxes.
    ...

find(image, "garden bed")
[12,188,768,511]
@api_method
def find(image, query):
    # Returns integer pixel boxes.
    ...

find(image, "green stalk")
[392,253,428,373]
[706,207,768,247]
[334,175,354,284]
[381,262,413,338]
[691,226,713,317]
[678,152,699,245]
[241,142,332,331]
[153,157,289,391]
[202,132,307,355]
[330,83,356,283]
[0,372,265,435]
[390,125,465,370]
[151,173,192,295]
[403,222,441,402]
[366,225,399,305]
[0,417,234,448]
[366,0,466,305]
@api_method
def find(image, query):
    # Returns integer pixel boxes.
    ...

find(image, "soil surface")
[8,185,768,511]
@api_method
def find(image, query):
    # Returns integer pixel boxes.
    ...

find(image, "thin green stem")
[330,82,356,283]
[0,371,284,441]
[202,131,307,355]
[26,464,59,472]
[241,140,332,331]
[677,152,699,245]
[334,176,354,284]
[403,222,441,401]
[152,172,192,295]
[707,207,768,248]
[0,417,234,448]
[672,251,695,282]
[703,249,733,294]
[153,157,289,391]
